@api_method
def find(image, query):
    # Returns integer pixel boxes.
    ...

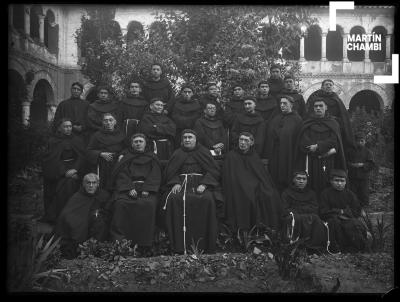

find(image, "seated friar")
[54,173,111,259]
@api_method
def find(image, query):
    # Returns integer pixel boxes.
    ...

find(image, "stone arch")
[31,79,54,124]
[81,82,96,101]
[305,24,322,61]
[327,25,344,61]
[30,5,43,41]
[370,26,387,62]
[29,70,57,105]
[8,69,26,122]
[44,9,59,54]
[349,90,382,115]
[43,7,59,25]
[303,80,347,106]
[8,58,27,78]
[348,26,366,61]
[347,83,387,111]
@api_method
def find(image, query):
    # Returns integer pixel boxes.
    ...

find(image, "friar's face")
[322,81,334,93]
[238,135,253,152]
[71,85,83,98]
[313,101,327,118]
[102,114,116,131]
[132,137,146,152]
[284,78,295,90]
[150,100,164,114]
[330,176,346,191]
[280,98,293,114]
[259,84,270,96]
[208,85,220,98]
[270,68,281,79]
[98,89,109,102]
[181,88,194,101]
[151,65,162,79]
[59,120,73,136]
[233,87,244,98]
[182,133,196,149]
[129,83,141,96]
[293,174,307,189]
[244,100,256,113]
[83,177,99,195]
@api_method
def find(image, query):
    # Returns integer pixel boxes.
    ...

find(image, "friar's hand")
[307,144,318,152]
[129,189,137,198]
[171,184,182,194]
[142,191,149,197]
[101,152,114,161]
[197,184,206,194]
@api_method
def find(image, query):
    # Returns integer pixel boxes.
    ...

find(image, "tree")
[76,6,316,99]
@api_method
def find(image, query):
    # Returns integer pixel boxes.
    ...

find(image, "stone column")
[9,5,13,27]
[321,32,327,61]
[38,14,45,44]
[22,102,30,126]
[385,34,391,63]
[342,33,349,62]
[23,5,30,36]
[364,42,371,62]
[299,36,305,61]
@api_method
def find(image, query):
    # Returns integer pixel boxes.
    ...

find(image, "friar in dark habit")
[255,80,279,123]
[222,132,282,233]
[230,96,265,155]
[42,118,87,224]
[161,129,223,254]
[87,113,126,190]
[281,171,327,253]
[319,169,368,253]
[52,82,90,145]
[169,84,202,148]
[194,101,228,158]
[119,80,149,141]
[223,84,246,129]
[294,98,346,197]
[198,82,224,120]
[267,64,285,99]
[138,97,176,161]
[263,95,303,192]
[55,173,111,259]
[141,63,175,113]
[86,85,121,140]
[306,79,355,154]
[279,74,307,119]
[109,134,161,255]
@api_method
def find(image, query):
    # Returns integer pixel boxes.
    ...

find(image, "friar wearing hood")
[294,98,346,197]
[222,132,283,233]
[223,84,246,129]
[169,85,202,148]
[161,129,223,254]
[267,64,285,99]
[138,97,176,161]
[255,80,280,123]
[198,82,224,120]
[230,96,265,155]
[109,134,161,253]
[141,63,175,113]
[42,118,87,224]
[87,113,126,190]
[119,80,149,141]
[86,86,121,140]
[278,75,307,119]
[306,79,355,154]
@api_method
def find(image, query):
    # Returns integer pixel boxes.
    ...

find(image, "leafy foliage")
[76,6,316,99]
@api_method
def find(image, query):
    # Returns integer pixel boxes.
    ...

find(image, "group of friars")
[42,63,375,258]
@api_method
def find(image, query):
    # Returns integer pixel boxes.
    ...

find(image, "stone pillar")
[47,104,57,122]
[23,5,30,36]
[364,42,371,62]
[385,34,391,63]
[22,102,30,126]
[342,33,349,62]
[321,32,327,61]
[38,14,45,44]
[299,36,305,61]
[9,5,13,27]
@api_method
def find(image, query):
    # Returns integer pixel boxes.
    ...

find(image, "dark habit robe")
[142,77,175,111]
[281,185,327,252]
[169,97,202,147]
[222,148,283,232]
[230,112,265,155]
[223,96,245,129]
[109,149,161,246]
[42,132,86,223]
[119,94,149,139]
[263,111,303,191]
[255,95,280,123]
[55,187,111,244]
[267,77,285,98]
[138,111,176,160]
[86,99,121,139]
[319,186,367,253]
[307,89,355,153]
[162,144,223,254]
[294,115,346,197]
[279,88,307,119]
[194,115,228,154]
[52,97,90,144]
[87,128,126,190]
